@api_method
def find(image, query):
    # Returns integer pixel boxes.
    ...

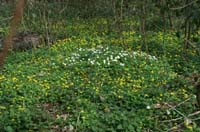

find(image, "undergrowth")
[0,18,200,131]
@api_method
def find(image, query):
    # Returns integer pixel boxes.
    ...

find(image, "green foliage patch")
[0,36,198,131]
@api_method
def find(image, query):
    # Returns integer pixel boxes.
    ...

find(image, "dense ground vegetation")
[0,1,200,132]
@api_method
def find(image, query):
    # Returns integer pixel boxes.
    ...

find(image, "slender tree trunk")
[184,0,192,49]
[0,0,26,67]
[167,11,173,29]
[140,0,147,52]
[184,18,191,49]
[161,0,167,55]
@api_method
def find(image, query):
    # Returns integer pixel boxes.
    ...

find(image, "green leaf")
[5,126,13,132]
[117,124,123,130]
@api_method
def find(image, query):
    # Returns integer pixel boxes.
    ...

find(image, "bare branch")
[188,110,200,117]
[162,117,183,123]
[170,0,199,10]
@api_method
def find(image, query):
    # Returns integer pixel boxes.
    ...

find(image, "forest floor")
[0,18,200,132]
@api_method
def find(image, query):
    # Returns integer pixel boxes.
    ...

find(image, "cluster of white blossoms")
[133,51,157,61]
[63,46,157,67]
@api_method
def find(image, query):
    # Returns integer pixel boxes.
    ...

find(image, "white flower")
[120,63,125,66]
[110,55,113,60]
[90,60,95,65]
[146,106,151,109]
[107,57,109,61]
[152,56,157,60]
[166,110,170,115]
[115,56,120,59]
[133,52,137,56]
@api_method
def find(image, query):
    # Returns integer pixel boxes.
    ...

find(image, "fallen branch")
[166,103,187,119]
[188,110,200,117]
[162,117,183,123]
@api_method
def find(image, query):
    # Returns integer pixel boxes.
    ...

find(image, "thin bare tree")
[0,0,26,67]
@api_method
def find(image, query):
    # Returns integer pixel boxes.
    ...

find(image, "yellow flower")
[118,95,123,99]
[18,107,25,111]
[0,106,6,110]
[0,75,5,80]
[12,77,18,82]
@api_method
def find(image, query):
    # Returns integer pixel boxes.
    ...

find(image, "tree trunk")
[0,0,26,67]
[140,0,147,52]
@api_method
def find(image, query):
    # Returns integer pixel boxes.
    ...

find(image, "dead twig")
[170,0,199,10]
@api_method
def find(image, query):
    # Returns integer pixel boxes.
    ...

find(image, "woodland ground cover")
[0,17,200,132]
